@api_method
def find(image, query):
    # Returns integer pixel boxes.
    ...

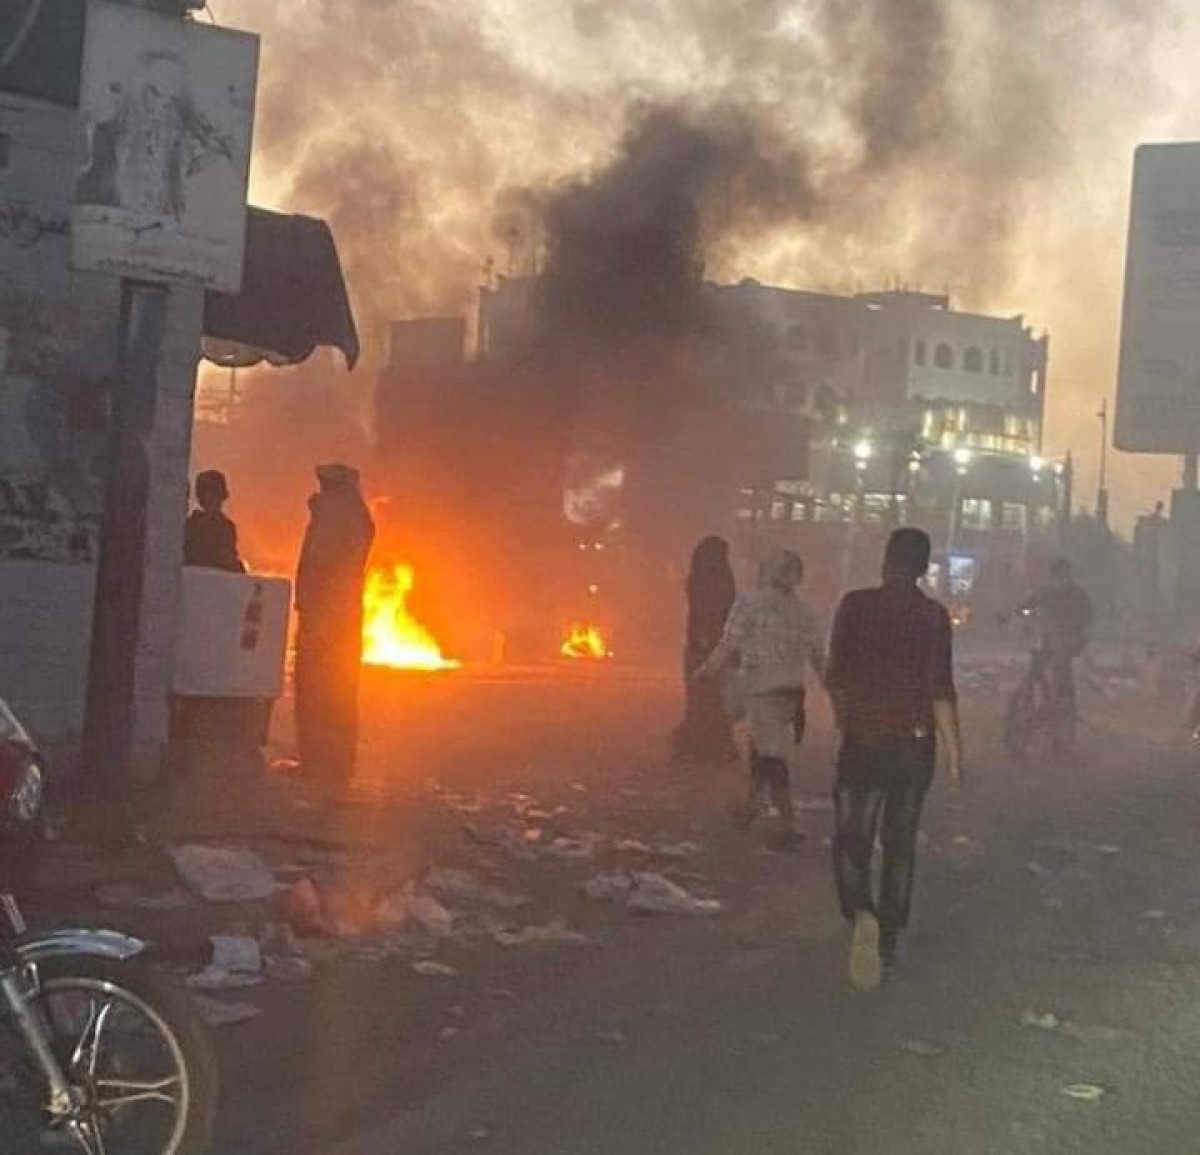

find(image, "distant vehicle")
[0,696,218,1154]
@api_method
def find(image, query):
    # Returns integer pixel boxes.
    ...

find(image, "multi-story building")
[473,276,1060,604]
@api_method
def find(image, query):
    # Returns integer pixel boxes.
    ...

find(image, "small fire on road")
[363,564,459,671]
[561,624,612,660]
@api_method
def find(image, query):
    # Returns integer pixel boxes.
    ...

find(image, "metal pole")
[1097,400,1110,525]
[81,279,168,805]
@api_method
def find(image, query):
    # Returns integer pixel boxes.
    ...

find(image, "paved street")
[30,656,1200,1155]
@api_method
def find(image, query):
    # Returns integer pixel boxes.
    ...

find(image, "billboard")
[1115,142,1200,454]
[70,2,258,292]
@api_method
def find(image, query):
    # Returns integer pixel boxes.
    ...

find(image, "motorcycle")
[0,696,218,1154]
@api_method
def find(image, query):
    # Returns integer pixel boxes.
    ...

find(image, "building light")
[953,447,973,473]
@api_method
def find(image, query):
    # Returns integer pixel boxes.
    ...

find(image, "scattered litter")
[1026,862,1050,878]
[494,921,590,948]
[412,960,458,978]
[543,836,598,860]
[463,824,537,861]
[187,934,264,992]
[424,867,528,910]
[596,1029,626,1045]
[269,757,302,774]
[1141,909,1169,921]
[96,884,192,911]
[1061,866,1094,882]
[1020,1010,1062,1031]
[169,845,277,903]
[440,1026,461,1042]
[448,1004,466,1018]
[752,1031,783,1045]
[265,955,314,982]
[376,886,456,938]
[901,1039,947,1057]
[1061,1083,1107,1102]
[468,1128,490,1141]
[614,838,653,854]
[1094,844,1123,856]
[1042,897,1065,911]
[656,841,701,858]
[192,995,263,1027]
[584,871,722,916]
[952,835,974,847]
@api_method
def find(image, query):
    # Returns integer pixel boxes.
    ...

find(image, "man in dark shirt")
[184,470,245,573]
[825,528,963,990]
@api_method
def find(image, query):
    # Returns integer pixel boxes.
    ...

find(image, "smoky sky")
[223,0,1188,522]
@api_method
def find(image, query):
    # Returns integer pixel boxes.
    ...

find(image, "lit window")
[964,347,984,373]
[934,343,954,370]
[961,499,994,530]
[1000,503,1027,532]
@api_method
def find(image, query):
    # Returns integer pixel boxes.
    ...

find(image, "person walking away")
[184,470,245,572]
[694,548,824,851]
[825,528,963,990]
[673,536,738,765]
[1022,559,1093,728]
[294,464,375,781]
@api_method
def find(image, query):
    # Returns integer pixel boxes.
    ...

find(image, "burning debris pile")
[362,564,459,671]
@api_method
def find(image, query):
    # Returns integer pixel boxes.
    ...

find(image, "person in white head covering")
[294,463,375,780]
[694,548,825,850]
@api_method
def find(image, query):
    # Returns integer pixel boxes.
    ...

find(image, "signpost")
[1115,142,1200,463]
[71,1,257,798]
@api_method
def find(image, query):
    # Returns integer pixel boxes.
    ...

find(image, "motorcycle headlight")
[8,760,44,823]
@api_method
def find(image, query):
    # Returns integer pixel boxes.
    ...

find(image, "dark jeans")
[832,735,936,951]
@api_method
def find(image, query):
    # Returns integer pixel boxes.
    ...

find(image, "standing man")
[1022,558,1094,727]
[825,528,963,990]
[294,463,375,781]
[184,469,245,572]
[695,548,825,852]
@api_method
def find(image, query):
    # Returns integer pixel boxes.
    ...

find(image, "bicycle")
[1003,648,1076,761]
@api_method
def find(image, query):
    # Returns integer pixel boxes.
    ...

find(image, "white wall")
[0,92,201,775]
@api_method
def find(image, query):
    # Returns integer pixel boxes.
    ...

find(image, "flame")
[561,624,612,660]
[362,565,460,671]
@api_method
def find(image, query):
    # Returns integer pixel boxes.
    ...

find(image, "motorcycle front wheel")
[1,953,218,1155]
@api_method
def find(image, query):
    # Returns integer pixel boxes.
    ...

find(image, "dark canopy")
[202,208,360,370]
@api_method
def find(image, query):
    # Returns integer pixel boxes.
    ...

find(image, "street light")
[945,448,973,587]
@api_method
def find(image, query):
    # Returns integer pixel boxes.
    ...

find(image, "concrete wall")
[0,91,200,773]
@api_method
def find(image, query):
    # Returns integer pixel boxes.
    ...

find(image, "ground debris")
[169,845,278,903]
[412,959,458,978]
[423,866,529,910]
[584,871,722,916]
[901,1039,947,1057]
[494,920,590,948]
[1061,1083,1108,1102]
[191,995,263,1027]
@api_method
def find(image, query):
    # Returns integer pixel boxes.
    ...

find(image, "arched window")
[988,350,1001,375]
[934,342,954,370]
[964,347,983,373]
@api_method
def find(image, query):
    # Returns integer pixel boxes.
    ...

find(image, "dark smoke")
[215,0,1181,523]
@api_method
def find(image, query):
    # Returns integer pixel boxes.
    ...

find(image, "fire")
[561,624,612,660]
[362,564,460,671]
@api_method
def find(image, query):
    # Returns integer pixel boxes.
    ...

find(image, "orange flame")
[362,565,460,671]
[561,624,612,660]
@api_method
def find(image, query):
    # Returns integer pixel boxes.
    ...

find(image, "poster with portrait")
[71,2,258,292]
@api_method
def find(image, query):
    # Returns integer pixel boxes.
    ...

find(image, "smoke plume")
[214,0,1192,524]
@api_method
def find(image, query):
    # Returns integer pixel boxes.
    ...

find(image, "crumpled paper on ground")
[169,845,278,903]
[584,871,723,916]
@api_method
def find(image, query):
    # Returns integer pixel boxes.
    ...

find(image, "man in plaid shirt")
[695,549,825,851]
[825,528,963,989]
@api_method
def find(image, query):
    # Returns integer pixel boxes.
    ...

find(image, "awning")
[202,208,359,370]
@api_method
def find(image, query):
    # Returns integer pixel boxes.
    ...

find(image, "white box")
[174,569,290,698]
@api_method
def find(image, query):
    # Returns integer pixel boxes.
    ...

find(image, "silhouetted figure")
[826,528,963,990]
[672,536,738,765]
[184,470,245,572]
[294,464,375,780]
